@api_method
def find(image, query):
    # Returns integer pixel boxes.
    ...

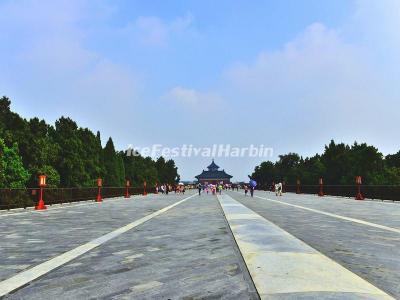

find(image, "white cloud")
[164,86,222,106]
[130,13,193,46]
[0,0,140,143]
[222,7,400,155]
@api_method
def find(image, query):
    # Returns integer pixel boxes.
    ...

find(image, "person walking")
[244,185,248,196]
[197,183,202,196]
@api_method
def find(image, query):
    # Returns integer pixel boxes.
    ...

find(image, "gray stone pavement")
[270,192,400,228]
[0,194,190,282]
[227,190,400,299]
[2,193,258,299]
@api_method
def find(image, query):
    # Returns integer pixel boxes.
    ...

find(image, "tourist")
[250,186,254,197]
[197,183,202,196]
[244,185,248,196]
[275,182,282,196]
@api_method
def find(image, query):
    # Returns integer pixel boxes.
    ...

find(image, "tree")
[51,117,88,187]
[103,138,125,186]
[0,96,181,188]
[0,139,30,188]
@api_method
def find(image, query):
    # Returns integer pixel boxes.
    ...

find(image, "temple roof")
[195,160,232,180]
[207,159,220,171]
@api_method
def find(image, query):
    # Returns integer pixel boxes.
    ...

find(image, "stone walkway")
[2,193,258,299]
[1,189,399,299]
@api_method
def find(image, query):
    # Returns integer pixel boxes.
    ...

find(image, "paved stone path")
[0,189,399,299]
[227,190,400,299]
[0,194,184,282]
[1,192,258,299]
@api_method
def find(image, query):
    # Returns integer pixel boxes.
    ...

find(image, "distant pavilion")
[195,160,233,185]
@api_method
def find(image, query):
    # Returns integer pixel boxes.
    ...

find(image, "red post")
[296,179,301,194]
[96,178,102,202]
[35,175,47,210]
[318,178,324,197]
[125,180,130,198]
[143,181,147,196]
[355,176,364,200]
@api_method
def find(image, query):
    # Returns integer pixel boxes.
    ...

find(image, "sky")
[1,0,400,181]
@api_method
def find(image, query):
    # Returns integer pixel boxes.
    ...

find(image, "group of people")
[156,184,186,195]
[197,183,228,195]
[243,181,283,197]
[244,185,255,197]
[157,184,171,195]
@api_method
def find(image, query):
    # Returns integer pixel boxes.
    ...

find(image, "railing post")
[296,179,301,194]
[35,175,47,210]
[318,178,324,197]
[96,178,102,202]
[355,176,364,200]
[125,180,130,198]
[143,181,147,196]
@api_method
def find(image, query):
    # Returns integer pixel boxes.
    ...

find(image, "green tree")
[103,138,125,186]
[0,139,30,188]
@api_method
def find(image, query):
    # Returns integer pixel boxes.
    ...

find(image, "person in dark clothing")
[250,186,254,197]
[197,183,202,196]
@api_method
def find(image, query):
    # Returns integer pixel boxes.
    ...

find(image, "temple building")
[195,160,233,185]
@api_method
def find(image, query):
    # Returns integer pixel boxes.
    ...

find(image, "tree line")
[0,96,180,188]
[251,140,400,189]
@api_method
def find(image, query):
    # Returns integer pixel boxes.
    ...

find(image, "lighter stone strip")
[218,194,394,299]
[0,193,196,297]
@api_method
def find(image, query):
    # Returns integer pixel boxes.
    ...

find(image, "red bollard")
[35,175,47,210]
[125,180,131,198]
[318,178,324,197]
[125,180,130,198]
[96,178,102,202]
[143,181,147,196]
[355,176,364,200]
[296,179,301,194]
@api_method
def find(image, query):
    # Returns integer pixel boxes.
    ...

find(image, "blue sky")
[1,0,400,181]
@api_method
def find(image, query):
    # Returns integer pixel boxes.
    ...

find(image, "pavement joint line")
[233,191,400,234]
[219,193,394,299]
[0,194,156,218]
[0,193,196,297]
